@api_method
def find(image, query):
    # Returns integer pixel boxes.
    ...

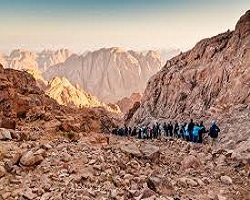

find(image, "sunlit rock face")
[46,76,121,113]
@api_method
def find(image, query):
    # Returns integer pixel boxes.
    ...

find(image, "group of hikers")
[112,119,220,145]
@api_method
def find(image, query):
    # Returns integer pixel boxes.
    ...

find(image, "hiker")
[192,123,201,143]
[198,121,206,143]
[138,127,142,139]
[118,127,124,136]
[124,126,128,136]
[174,121,179,138]
[209,121,220,146]
[168,122,173,137]
[153,124,158,139]
[184,123,190,141]
[188,119,195,142]
[156,122,160,138]
[128,127,132,136]
[132,127,137,137]
[163,122,168,137]
[180,123,185,138]
[112,126,118,135]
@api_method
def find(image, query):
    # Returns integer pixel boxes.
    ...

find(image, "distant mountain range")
[0,47,180,109]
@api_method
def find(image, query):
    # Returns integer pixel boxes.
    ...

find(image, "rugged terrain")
[0,63,116,135]
[0,131,249,200]
[0,10,249,200]
[127,10,250,153]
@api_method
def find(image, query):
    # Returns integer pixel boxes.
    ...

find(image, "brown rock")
[140,143,160,162]
[120,143,141,157]
[0,128,12,140]
[181,155,200,170]
[1,118,16,130]
[0,165,6,178]
[20,151,44,166]
[220,175,233,185]
[22,188,37,200]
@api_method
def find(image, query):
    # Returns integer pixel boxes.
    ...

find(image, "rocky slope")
[127,11,250,152]
[46,77,120,113]
[0,132,249,200]
[43,48,163,103]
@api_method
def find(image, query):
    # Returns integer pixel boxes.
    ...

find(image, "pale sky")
[0,0,249,53]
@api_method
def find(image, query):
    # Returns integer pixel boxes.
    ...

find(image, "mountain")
[43,47,163,103]
[46,76,120,113]
[37,49,72,72]
[1,48,71,72]
[127,11,250,152]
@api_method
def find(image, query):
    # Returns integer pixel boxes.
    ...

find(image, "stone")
[22,188,37,200]
[217,194,227,200]
[186,178,198,187]
[141,187,157,199]
[61,152,71,162]
[181,155,200,170]
[207,190,218,200]
[120,143,141,157]
[220,175,233,185]
[0,119,16,130]
[0,128,12,140]
[0,166,6,178]
[20,151,44,166]
[1,192,11,199]
[148,176,162,192]
[140,144,160,162]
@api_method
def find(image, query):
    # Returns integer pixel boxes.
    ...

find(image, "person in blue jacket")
[192,124,201,143]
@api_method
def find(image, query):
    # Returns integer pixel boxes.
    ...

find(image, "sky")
[0,0,249,53]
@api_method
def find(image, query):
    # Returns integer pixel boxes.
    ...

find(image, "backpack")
[209,125,219,138]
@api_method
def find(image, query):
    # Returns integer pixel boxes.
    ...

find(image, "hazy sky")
[0,0,249,53]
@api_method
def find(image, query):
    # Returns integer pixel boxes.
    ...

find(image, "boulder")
[220,175,233,185]
[120,143,141,157]
[0,119,16,130]
[140,144,160,162]
[0,165,6,178]
[22,188,37,200]
[0,128,12,140]
[181,155,200,170]
[20,151,44,166]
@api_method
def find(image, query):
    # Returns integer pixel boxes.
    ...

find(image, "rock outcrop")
[46,76,120,113]
[43,48,163,103]
[117,93,142,114]
[127,11,250,152]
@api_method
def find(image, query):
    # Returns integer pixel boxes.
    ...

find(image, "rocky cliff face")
[46,77,120,113]
[43,48,163,103]
[127,11,250,152]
